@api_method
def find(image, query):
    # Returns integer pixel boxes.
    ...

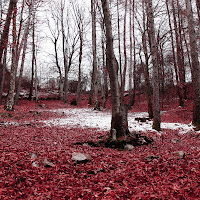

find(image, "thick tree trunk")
[145,0,161,131]
[101,0,129,138]
[0,0,16,89]
[185,0,200,129]
[0,0,16,62]
[4,3,17,111]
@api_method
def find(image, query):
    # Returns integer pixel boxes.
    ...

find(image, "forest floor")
[0,96,200,199]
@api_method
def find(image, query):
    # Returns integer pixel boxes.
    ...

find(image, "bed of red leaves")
[0,96,200,199]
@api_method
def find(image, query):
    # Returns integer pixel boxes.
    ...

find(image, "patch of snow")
[41,108,195,134]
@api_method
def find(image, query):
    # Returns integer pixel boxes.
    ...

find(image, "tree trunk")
[76,27,83,105]
[128,0,133,109]
[196,0,200,24]
[145,0,161,131]
[185,0,200,129]
[171,0,184,107]
[15,26,29,105]
[0,0,16,88]
[0,0,16,62]
[117,0,122,87]
[101,0,129,138]
[0,48,7,105]
[4,3,17,111]
[91,0,100,110]
[121,0,128,97]
[28,12,36,101]
[141,0,153,119]
[166,0,182,106]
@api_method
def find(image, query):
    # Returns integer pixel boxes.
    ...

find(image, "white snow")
[41,108,195,134]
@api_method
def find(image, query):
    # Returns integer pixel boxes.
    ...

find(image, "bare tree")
[0,0,17,98]
[145,0,161,131]
[4,1,17,111]
[185,0,200,130]
[91,0,100,110]
[101,0,129,138]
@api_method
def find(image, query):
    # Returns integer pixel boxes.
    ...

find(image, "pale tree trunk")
[177,0,186,99]
[0,48,7,105]
[91,0,100,110]
[142,0,153,119]
[128,0,133,108]
[121,0,128,98]
[171,0,185,107]
[117,0,122,87]
[4,3,17,111]
[131,0,136,107]
[101,21,108,108]
[15,25,30,105]
[101,0,129,138]
[185,0,200,129]
[166,0,180,104]
[145,0,161,131]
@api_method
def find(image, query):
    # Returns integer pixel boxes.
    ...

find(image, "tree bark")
[91,0,100,110]
[101,0,129,138]
[171,0,185,107]
[185,0,200,129]
[4,2,17,111]
[145,0,161,131]
[76,25,83,105]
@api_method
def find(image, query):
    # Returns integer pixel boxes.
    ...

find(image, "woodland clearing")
[0,97,200,199]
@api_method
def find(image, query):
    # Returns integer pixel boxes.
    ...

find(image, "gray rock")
[124,144,134,150]
[43,158,54,167]
[72,152,91,163]
[172,151,185,159]
[170,138,181,144]
[32,161,39,167]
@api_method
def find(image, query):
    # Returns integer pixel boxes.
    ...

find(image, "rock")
[32,161,39,168]
[124,144,134,150]
[172,151,185,159]
[31,153,37,160]
[144,155,159,161]
[170,138,181,144]
[72,152,91,163]
[43,158,54,167]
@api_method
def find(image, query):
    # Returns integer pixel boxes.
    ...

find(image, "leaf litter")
[0,99,200,199]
